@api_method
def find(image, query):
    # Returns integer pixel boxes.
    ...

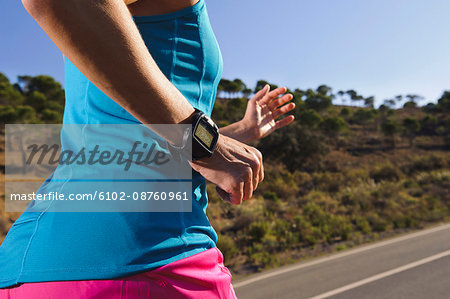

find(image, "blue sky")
[1,0,449,107]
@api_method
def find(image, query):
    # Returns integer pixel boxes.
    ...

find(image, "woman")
[0,0,295,297]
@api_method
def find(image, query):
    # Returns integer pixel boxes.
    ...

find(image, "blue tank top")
[0,0,223,287]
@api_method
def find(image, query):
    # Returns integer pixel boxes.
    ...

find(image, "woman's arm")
[22,0,263,204]
[23,0,194,132]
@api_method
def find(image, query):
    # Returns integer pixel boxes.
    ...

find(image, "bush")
[273,219,295,247]
[248,221,269,243]
[304,93,332,112]
[401,154,446,175]
[328,215,353,241]
[313,172,345,193]
[259,122,330,172]
[41,109,61,123]
[340,107,351,116]
[350,109,375,124]
[370,164,401,183]
[319,117,348,137]
[355,216,372,234]
[0,106,17,123]
[24,91,47,112]
[263,191,279,202]
[16,105,37,123]
[420,115,438,135]
[217,234,239,261]
[248,244,280,269]
[298,109,322,128]
[256,163,300,202]
[294,215,320,246]
[367,213,390,232]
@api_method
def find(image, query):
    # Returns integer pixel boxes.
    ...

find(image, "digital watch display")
[194,123,214,148]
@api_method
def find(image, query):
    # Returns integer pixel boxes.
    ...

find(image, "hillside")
[1,74,449,276]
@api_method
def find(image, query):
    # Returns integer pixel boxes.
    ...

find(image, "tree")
[24,91,47,112]
[298,109,322,128]
[218,79,236,98]
[420,115,438,135]
[437,91,450,113]
[383,98,396,108]
[402,118,421,147]
[0,73,8,84]
[403,101,417,109]
[254,80,278,93]
[211,101,226,121]
[351,108,375,125]
[242,88,252,99]
[337,90,346,105]
[18,75,65,104]
[346,90,364,107]
[340,107,351,117]
[232,78,247,97]
[394,95,403,107]
[0,106,18,124]
[422,102,438,114]
[258,122,329,172]
[292,88,305,109]
[217,79,228,98]
[319,117,348,138]
[316,85,332,96]
[225,97,246,122]
[405,94,424,105]
[364,96,375,108]
[228,80,243,97]
[380,119,400,149]
[0,73,24,106]
[304,89,332,112]
[317,85,335,105]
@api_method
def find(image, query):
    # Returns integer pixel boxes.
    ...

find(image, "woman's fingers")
[272,102,296,119]
[255,148,264,184]
[252,84,270,102]
[267,86,287,99]
[216,186,232,204]
[247,148,263,190]
[267,93,293,110]
[259,86,287,104]
[242,148,260,192]
[274,115,295,130]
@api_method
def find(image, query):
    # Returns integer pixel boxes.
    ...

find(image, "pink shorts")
[0,247,236,299]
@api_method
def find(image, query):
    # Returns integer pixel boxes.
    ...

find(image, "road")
[233,223,450,299]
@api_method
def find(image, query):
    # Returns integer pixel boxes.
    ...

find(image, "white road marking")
[233,223,450,288]
[307,250,450,299]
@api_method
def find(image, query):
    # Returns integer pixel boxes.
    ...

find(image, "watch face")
[194,122,214,148]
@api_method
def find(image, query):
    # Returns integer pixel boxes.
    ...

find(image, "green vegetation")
[0,73,449,277]
[209,78,450,275]
[0,73,64,124]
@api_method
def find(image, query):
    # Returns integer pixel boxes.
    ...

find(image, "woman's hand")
[190,134,264,205]
[242,85,295,141]
[219,85,295,143]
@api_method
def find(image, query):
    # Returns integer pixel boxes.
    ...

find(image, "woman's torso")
[0,0,223,288]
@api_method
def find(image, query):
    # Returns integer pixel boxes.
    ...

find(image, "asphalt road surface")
[233,223,450,299]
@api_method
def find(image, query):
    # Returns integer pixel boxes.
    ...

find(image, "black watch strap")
[166,109,219,162]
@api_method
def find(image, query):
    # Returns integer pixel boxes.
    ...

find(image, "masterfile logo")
[5,124,193,213]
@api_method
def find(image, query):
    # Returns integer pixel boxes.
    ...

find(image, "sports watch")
[166,108,219,162]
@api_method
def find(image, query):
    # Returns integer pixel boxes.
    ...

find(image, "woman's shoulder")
[124,0,139,5]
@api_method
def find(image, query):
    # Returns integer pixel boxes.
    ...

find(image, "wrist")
[238,119,252,137]
[165,107,196,147]
[179,107,196,125]
[234,119,257,143]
